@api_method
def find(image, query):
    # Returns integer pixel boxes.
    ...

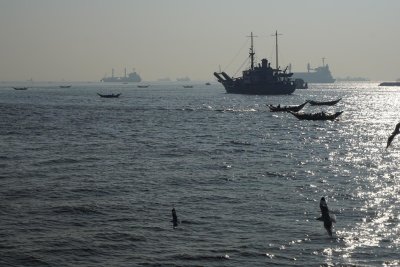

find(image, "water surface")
[1,81,400,266]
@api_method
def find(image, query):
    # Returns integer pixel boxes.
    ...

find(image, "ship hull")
[101,77,141,83]
[292,72,335,83]
[222,81,296,95]
[101,71,142,83]
[214,32,296,95]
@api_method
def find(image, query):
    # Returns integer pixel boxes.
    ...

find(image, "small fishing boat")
[290,111,343,121]
[308,98,341,106]
[13,87,28,90]
[97,93,121,98]
[59,85,71,88]
[268,101,308,112]
[137,85,149,88]
[294,78,308,89]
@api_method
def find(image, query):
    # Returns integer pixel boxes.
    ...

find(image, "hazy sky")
[1,0,399,81]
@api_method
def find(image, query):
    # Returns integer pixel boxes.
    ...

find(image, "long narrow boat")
[308,98,341,106]
[379,82,400,86]
[97,93,121,98]
[13,87,28,90]
[268,101,308,112]
[290,111,343,121]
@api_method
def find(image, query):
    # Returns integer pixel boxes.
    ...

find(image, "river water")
[1,81,400,266]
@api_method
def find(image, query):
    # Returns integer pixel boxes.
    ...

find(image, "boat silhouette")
[268,101,308,112]
[97,93,121,98]
[214,31,296,95]
[379,82,400,86]
[290,111,343,121]
[308,98,341,106]
[294,78,308,89]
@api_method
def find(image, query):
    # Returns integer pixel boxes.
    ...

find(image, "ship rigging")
[214,31,296,95]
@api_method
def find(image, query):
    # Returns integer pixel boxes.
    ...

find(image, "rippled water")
[1,81,400,266]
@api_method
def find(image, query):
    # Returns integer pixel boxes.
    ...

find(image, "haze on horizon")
[0,0,399,82]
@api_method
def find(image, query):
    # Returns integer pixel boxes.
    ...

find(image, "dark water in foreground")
[1,81,400,266]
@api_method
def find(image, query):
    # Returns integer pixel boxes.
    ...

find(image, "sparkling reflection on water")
[322,83,400,266]
[1,81,400,266]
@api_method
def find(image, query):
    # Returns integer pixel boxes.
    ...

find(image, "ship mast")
[272,30,282,70]
[248,32,257,70]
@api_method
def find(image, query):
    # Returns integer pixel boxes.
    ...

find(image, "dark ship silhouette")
[101,68,141,83]
[214,32,296,95]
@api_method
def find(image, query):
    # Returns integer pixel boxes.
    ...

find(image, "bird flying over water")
[316,197,336,237]
[386,122,400,149]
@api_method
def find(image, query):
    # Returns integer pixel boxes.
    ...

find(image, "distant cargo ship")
[101,68,141,83]
[290,59,335,83]
[176,76,190,82]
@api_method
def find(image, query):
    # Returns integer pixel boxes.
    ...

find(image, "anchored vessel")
[101,68,141,83]
[214,32,296,95]
[291,59,335,83]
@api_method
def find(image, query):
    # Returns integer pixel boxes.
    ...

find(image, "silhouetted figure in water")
[316,197,336,237]
[386,122,400,149]
[172,208,178,227]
